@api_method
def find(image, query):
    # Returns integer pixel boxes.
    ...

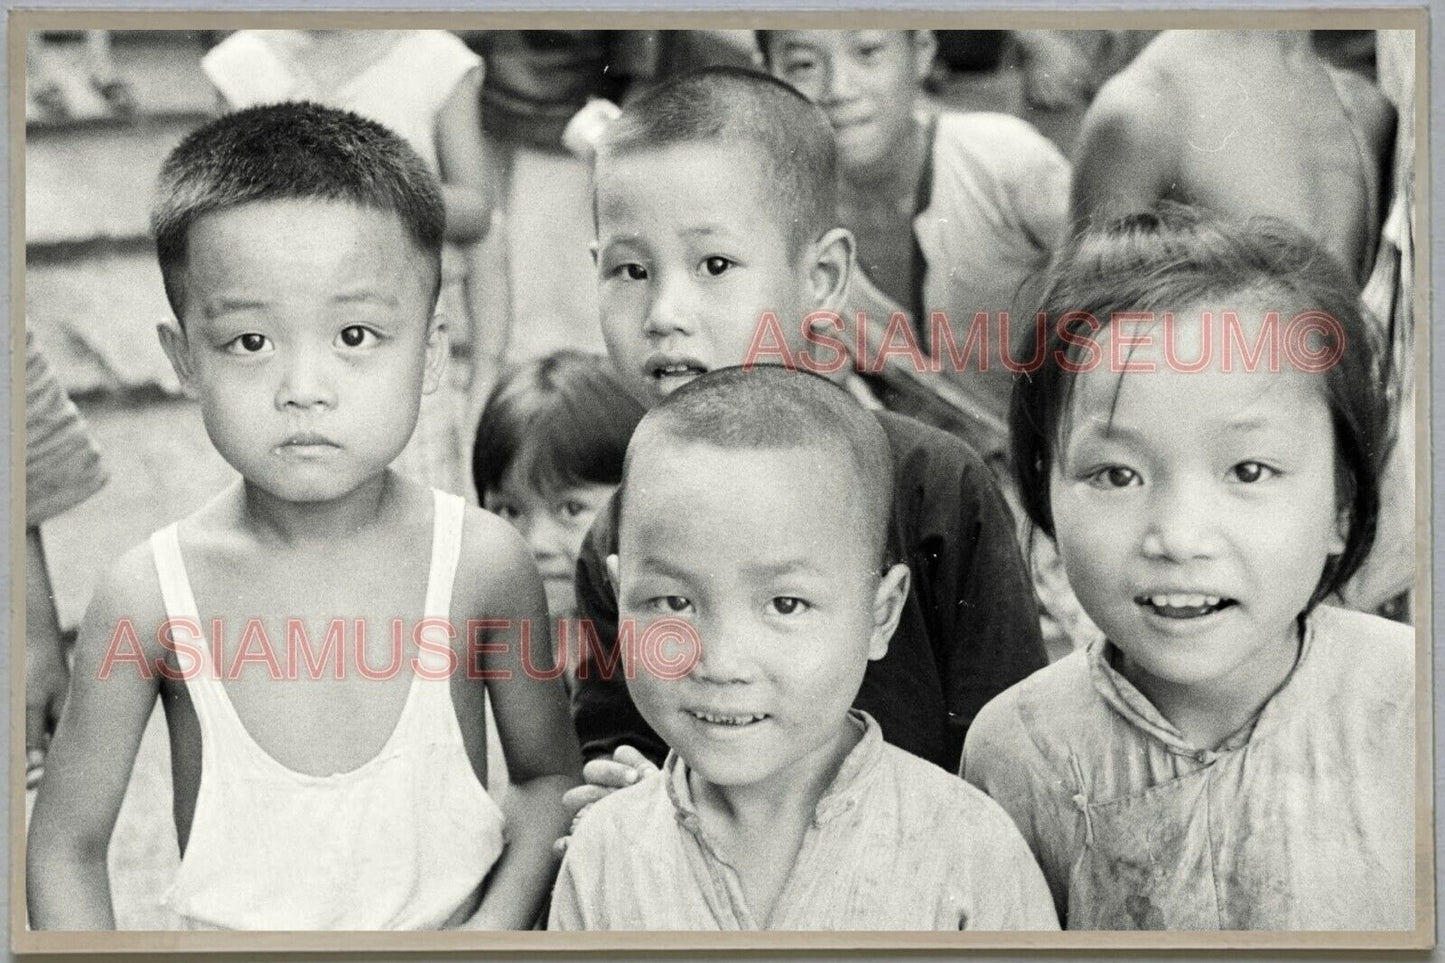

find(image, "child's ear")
[867,562,911,661]
[605,554,622,592]
[911,31,939,85]
[421,315,449,395]
[809,227,856,314]
[156,320,199,397]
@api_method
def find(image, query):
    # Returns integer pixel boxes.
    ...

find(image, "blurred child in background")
[473,351,645,686]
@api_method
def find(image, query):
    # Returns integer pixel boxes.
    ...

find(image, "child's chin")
[683,753,778,789]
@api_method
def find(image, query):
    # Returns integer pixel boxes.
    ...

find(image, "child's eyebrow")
[742,559,825,580]
[680,225,732,240]
[631,555,698,580]
[200,295,270,318]
[332,290,399,308]
[1220,416,1275,434]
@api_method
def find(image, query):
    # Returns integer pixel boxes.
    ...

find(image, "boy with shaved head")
[550,368,1056,931]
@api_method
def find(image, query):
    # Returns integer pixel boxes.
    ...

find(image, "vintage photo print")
[11,7,1432,953]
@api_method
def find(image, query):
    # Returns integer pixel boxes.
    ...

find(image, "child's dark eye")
[618,263,648,281]
[337,325,376,348]
[1088,466,1142,490]
[768,596,810,616]
[1230,461,1277,483]
[489,503,521,523]
[650,595,693,614]
[560,499,588,519]
[701,256,733,277]
[226,333,271,354]
[856,44,884,61]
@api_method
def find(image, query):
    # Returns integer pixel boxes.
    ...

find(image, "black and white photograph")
[13,9,1430,952]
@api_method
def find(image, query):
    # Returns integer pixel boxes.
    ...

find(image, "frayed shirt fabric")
[963,605,1415,931]
[550,711,1059,931]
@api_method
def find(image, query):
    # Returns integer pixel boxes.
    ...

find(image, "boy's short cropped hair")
[151,101,447,317]
[1011,202,1387,608]
[621,366,895,560]
[594,66,837,257]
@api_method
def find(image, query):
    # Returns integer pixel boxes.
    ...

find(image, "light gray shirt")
[549,711,1059,931]
[964,604,1415,930]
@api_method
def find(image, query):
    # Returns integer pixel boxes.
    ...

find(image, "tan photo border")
[7,5,1433,954]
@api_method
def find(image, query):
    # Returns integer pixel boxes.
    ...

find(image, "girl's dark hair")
[1011,203,1389,609]
[472,351,646,500]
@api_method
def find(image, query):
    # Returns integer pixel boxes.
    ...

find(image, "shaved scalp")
[621,366,895,561]
[151,101,445,317]
[595,66,838,256]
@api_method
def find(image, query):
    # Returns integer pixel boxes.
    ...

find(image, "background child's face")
[483,458,614,617]
[612,441,905,791]
[764,30,932,179]
[1048,304,1346,696]
[158,199,443,503]
[594,142,819,410]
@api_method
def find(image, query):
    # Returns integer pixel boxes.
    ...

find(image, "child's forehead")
[187,197,418,254]
[179,198,433,316]
[622,439,872,543]
[595,142,789,230]
[1059,340,1331,447]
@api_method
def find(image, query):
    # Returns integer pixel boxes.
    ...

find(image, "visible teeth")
[690,710,764,726]
[1149,594,1216,609]
[658,364,697,376]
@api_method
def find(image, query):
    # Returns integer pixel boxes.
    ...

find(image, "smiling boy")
[549,369,1057,930]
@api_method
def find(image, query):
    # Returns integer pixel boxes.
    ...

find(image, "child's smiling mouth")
[686,708,770,728]
[1134,593,1239,620]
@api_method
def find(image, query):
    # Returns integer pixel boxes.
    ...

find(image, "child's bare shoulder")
[74,535,172,666]
[451,500,546,614]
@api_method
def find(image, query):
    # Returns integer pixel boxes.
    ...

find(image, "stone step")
[26,115,203,248]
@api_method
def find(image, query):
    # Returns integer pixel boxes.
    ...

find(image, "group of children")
[25,29,1415,933]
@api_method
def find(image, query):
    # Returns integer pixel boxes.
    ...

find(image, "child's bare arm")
[27,544,166,930]
[1070,70,1179,229]
[455,513,582,930]
[435,65,492,245]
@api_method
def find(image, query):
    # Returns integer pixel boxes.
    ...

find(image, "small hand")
[552,745,659,855]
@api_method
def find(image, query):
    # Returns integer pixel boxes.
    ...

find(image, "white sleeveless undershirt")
[150,490,505,930]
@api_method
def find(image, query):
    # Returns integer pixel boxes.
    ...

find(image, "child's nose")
[274,351,336,411]
[1139,481,1223,562]
[525,513,569,562]
[643,274,698,339]
[690,614,759,685]
[822,59,861,103]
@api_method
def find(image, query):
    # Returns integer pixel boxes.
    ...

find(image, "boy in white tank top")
[27,103,582,930]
